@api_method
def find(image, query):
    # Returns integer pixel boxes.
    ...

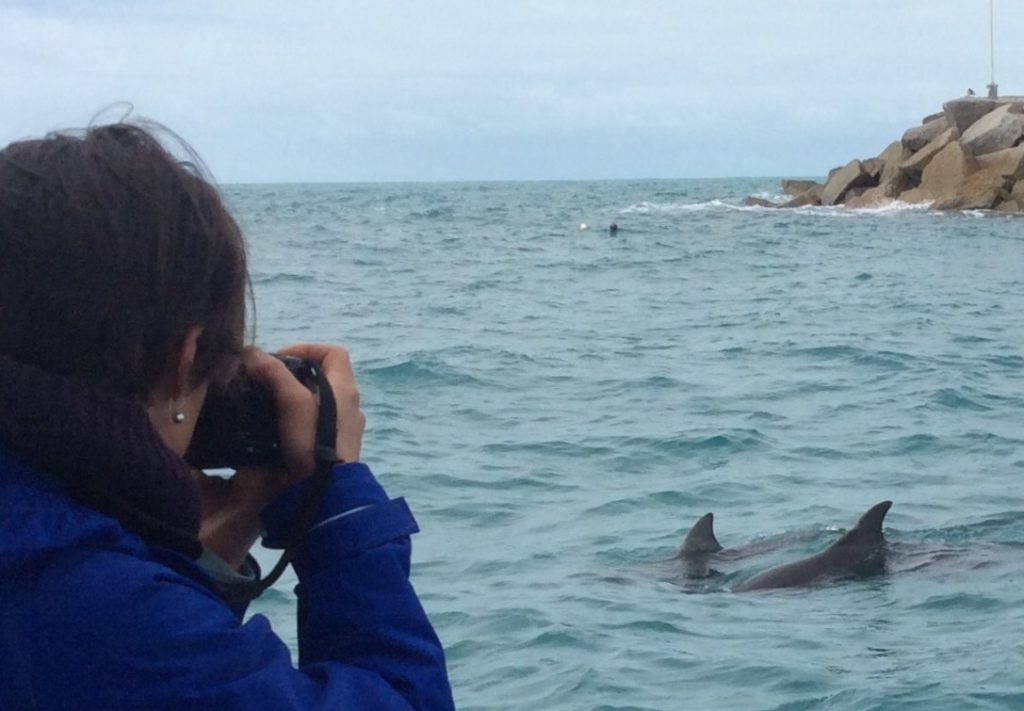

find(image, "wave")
[362,356,485,388]
[406,206,455,220]
[612,430,772,456]
[789,344,916,370]
[843,199,933,214]
[620,199,754,214]
[619,198,936,216]
[250,272,316,285]
[928,388,992,412]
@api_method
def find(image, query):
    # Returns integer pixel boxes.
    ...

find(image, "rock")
[960,104,1024,156]
[876,140,911,185]
[780,190,821,208]
[898,188,929,204]
[975,144,1024,181]
[943,97,1001,134]
[923,144,1019,210]
[931,185,1008,211]
[744,196,778,208]
[846,169,915,208]
[1011,179,1024,204]
[781,179,822,196]
[861,158,885,180]
[845,186,888,209]
[879,170,914,198]
[781,97,1024,213]
[821,159,875,205]
[900,128,957,182]
[930,146,1024,210]
[913,142,974,201]
[902,115,948,152]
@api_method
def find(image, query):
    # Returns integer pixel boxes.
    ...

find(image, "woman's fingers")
[277,343,365,463]
[241,348,317,477]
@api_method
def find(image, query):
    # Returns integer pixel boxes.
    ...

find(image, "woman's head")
[0,121,248,400]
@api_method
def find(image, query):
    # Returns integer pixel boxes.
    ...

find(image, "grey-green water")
[227,180,1024,710]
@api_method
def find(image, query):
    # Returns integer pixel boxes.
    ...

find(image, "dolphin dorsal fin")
[832,500,892,548]
[681,513,723,555]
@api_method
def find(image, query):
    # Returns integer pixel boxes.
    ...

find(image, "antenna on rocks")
[987,0,999,98]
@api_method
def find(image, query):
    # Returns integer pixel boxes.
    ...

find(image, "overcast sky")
[2,1,1020,182]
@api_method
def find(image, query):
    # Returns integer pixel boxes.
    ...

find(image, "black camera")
[185,355,319,470]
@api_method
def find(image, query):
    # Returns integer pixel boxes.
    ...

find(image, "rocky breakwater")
[749,97,1024,212]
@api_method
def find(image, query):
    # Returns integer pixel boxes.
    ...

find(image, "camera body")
[185,355,318,470]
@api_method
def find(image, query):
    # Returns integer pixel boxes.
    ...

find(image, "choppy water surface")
[225,180,1024,710]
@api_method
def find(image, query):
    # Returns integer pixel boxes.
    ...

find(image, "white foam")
[621,199,757,214]
[620,197,943,218]
[843,199,933,214]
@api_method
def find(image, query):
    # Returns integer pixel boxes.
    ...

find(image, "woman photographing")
[0,121,455,709]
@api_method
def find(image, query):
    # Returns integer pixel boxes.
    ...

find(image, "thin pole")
[990,0,995,85]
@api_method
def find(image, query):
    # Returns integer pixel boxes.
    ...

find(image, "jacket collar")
[0,355,201,542]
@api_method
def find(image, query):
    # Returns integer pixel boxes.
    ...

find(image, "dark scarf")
[0,354,201,553]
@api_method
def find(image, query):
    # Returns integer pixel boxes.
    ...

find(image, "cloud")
[3,1,1022,180]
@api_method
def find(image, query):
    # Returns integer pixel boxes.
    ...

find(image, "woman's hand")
[274,343,365,467]
[196,344,366,570]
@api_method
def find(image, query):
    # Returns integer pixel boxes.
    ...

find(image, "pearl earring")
[172,412,186,424]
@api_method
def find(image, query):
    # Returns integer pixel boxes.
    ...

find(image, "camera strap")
[218,362,339,605]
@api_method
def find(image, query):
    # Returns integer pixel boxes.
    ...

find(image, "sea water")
[225,179,1024,710]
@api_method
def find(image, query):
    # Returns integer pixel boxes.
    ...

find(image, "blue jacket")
[0,449,455,710]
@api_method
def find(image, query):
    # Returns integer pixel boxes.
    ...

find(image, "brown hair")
[0,122,249,399]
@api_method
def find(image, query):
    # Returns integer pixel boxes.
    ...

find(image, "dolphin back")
[732,501,894,592]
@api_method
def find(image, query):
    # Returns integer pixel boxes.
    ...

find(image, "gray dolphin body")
[732,501,893,592]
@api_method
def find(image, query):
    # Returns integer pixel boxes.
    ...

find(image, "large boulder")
[997,180,1024,212]
[781,190,821,208]
[876,140,911,185]
[943,98,1001,134]
[960,103,1024,156]
[845,187,886,209]
[902,115,948,152]
[900,128,957,182]
[744,196,778,208]
[781,179,822,196]
[846,170,914,208]
[931,184,1009,211]
[901,141,977,204]
[821,159,875,205]
[933,145,1024,209]
[975,144,1024,181]
[861,157,885,180]
[1011,179,1024,204]
[924,145,1020,210]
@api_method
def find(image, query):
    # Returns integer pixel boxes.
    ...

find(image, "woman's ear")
[147,325,208,455]
[170,325,205,400]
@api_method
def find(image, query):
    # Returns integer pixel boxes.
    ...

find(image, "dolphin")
[732,501,893,592]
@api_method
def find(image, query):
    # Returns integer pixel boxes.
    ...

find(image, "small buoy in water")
[579,223,589,231]
[608,222,619,234]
